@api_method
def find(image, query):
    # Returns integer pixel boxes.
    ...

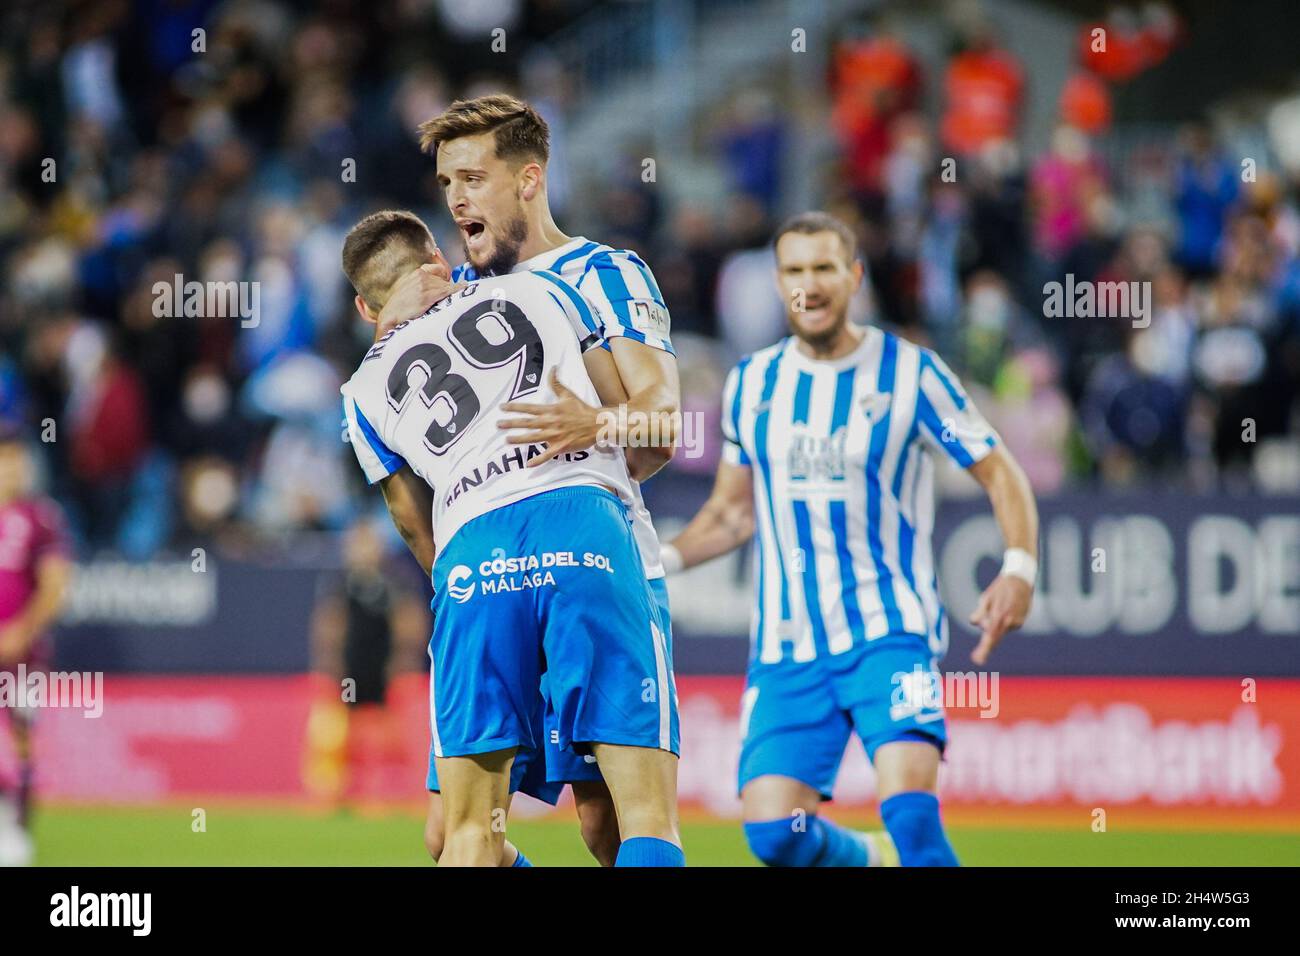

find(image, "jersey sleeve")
[720,361,751,467]
[342,392,405,484]
[914,350,999,468]
[530,271,605,353]
[575,249,674,355]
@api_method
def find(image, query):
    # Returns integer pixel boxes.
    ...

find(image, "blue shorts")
[542,575,676,787]
[426,572,676,804]
[737,636,947,801]
[425,487,677,797]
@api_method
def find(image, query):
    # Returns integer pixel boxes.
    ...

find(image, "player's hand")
[376,251,459,335]
[498,369,605,468]
[968,574,1032,666]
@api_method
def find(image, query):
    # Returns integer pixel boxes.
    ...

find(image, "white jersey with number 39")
[341,272,639,554]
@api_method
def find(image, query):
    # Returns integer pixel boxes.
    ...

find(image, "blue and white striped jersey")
[451,236,674,354]
[451,236,673,578]
[722,327,999,666]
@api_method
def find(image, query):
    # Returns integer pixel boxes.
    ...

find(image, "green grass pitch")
[31,806,1300,866]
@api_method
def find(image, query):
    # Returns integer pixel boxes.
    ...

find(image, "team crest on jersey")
[788,427,847,482]
[859,391,892,422]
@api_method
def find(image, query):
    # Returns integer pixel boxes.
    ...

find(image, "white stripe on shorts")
[427,644,443,759]
[650,620,670,750]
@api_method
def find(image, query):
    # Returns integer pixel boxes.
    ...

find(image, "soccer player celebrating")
[374,95,681,864]
[343,209,675,865]
[0,426,73,866]
[339,213,682,867]
[662,212,1039,867]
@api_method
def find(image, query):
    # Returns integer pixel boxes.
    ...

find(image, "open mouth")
[803,298,831,319]
[458,219,487,248]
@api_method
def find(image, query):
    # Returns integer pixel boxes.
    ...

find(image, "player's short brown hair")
[772,211,859,265]
[416,94,550,164]
[341,210,436,311]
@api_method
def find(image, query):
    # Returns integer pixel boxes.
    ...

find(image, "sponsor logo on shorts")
[446,565,476,603]
[889,665,946,722]
[890,664,999,720]
[477,551,615,576]
[445,551,617,601]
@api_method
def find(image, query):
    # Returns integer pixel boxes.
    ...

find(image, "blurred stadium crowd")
[1,0,1298,559]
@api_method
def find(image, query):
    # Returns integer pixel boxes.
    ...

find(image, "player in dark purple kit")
[0,427,72,865]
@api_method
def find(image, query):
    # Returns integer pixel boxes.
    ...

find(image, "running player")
[339,213,682,867]
[661,212,1039,866]
[0,426,73,866]
[375,95,680,865]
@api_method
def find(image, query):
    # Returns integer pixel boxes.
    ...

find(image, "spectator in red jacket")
[64,324,150,546]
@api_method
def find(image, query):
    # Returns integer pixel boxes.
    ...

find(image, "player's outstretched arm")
[660,460,755,574]
[965,445,1039,665]
[379,466,437,577]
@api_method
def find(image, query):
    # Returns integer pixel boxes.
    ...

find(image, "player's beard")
[467,212,529,277]
[788,303,849,355]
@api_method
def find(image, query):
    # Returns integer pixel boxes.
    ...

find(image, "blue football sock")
[510,848,533,867]
[743,817,870,867]
[614,836,685,867]
[879,791,958,867]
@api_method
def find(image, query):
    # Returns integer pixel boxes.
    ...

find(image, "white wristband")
[1000,548,1037,587]
[660,543,684,575]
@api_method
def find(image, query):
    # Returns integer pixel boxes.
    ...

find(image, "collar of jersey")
[784,324,879,372]
[511,236,591,274]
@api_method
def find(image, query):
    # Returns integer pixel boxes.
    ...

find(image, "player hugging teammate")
[340,96,683,867]
[338,94,1038,867]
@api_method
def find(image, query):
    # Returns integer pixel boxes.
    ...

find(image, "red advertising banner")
[7,675,1298,828]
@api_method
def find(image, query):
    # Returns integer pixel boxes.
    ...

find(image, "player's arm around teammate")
[371,262,672,865]
[374,95,686,865]
[498,338,681,480]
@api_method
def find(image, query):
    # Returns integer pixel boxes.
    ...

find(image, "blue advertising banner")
[642,474,1300,677]
[52,478,1299,677]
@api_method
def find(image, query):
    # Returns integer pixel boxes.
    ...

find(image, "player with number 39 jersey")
[341,270,677,797]
[342,272,635,551]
